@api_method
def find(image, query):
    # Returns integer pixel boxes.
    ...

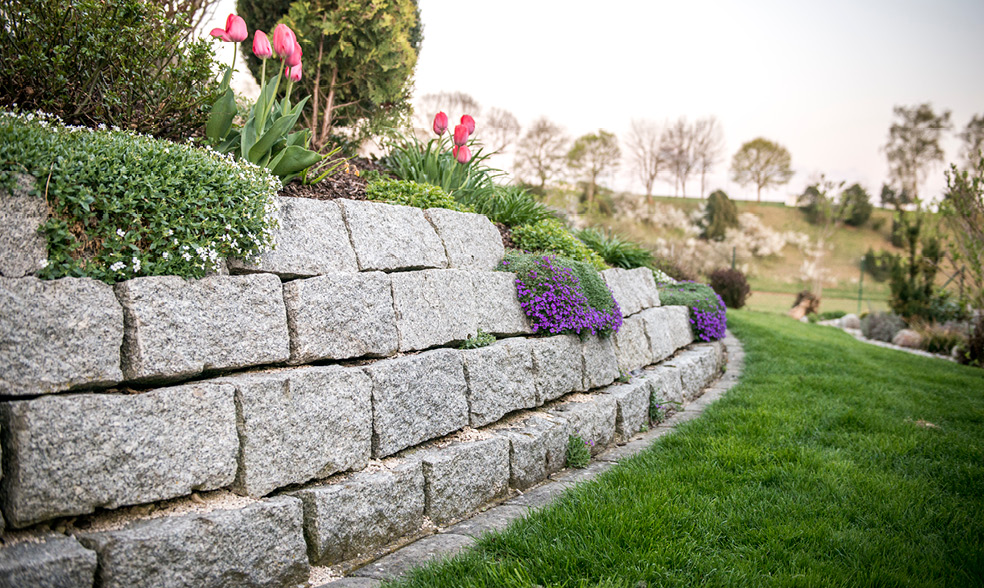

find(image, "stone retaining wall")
[0,190,726,587]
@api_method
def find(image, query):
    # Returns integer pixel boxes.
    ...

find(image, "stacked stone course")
[0,186,727,586]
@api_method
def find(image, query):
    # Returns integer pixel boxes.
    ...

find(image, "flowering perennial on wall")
[501,252,621,337]
[657,280,727,341]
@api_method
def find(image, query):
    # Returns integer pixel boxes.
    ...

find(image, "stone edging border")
[319,329,745,587]
[820,324,956,363]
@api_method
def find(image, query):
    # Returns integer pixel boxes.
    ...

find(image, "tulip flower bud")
[433,111,448,136]
[285,41,303,68]
[227,15,248,43]
[272,24,297,59]
[453,123,469,147]
[453,145,472,164]
[287,64,302,82]
[252,31,272,59]
[460,114,476,135]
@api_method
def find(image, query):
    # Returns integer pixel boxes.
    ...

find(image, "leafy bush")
[460,330,496,349]
[862,248,896,282]
[701,190,739,240]
[860,312,907,342]
[659,281,727,341]
[1,111,277,282]
[956,316,984,367]
[0,0,219,140]
[500,252,621,337]
[841,183,873,227]
[575,228,653,269]
[511,219,607,270]
[912,322,966,355]
[889,232,945,321]
[566,434,592,469]
[366,179,470,212]
[708,268,751,309]
[468,184,555,227]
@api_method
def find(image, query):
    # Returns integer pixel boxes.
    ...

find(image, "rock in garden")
[461,338,538,427]
[469,270,531,336]
[419,437,510,525]
[339,199,448,271]
[612,314,652,373]
[601,267,660,317]
[548,394,617,455]
[529,334,583,404]
[390,269,478,351]
[841,313,861,329]
[892,328,923,348]
[425,208,504,270]
[600,380,650,442]
[640,306,693,363]
[0,173,48,278]
[1,276,123,396]
[492,414,570,489]
[0,536,97,588]
[579,335,619,391]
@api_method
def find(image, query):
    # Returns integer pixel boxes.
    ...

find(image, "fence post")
[858,254,865,315]
[731,246,736,270]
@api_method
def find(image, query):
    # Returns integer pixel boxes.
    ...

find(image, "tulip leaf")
[254,77,280,132]
[205,88,236,142]
[240,118,257,162]
[270,145,323,176]
[248,116,297,162]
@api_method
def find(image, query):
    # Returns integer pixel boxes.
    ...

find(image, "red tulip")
[285,41,303,68]
[453,145,472,164]
[453,123,469,147]
[252,31,272,59]
[272,24,297,59]
[287,64,302,82]
[460,114,476,135]
[211,14,247,43]
[432,111,448,136]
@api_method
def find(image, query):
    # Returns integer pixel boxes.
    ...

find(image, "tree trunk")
[757,184,762,203]
[318,67,339,150]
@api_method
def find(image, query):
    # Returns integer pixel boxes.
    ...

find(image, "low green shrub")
[860,312,907,342]
[511,219,607,270]
[659,281,727,341]
[918,324,966,355]
[467,184,555,227]
[708,267,751,309]
[459,330,496,349]
[0,0,219,140]
[566,434,592,469]
[575,227,653,269]
[1,111,278,282]
[650,397,675,424]
[382,133,503,204]
[366,179,470,212]
[808,310,848,323]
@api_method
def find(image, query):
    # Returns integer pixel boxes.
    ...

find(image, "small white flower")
[116,229,126,238]
[182,252,192,261]
[132,257,141,272]
[162,251,170,259]
[110,261,126,272]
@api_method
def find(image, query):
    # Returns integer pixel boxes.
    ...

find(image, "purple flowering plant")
[656,280,726,341]
[500,251,622,337]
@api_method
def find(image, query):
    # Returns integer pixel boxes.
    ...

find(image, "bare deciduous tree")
[692,116,725,198]
[625,119,664,211]
[567,129,621,211]
[152,0,222,40]
[660,117,696,197]
[884,103,951,199]
[414,91,482,131]
[514,117,570,190]
[479,107,521,153]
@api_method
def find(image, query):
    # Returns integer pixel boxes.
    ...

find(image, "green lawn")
[385,311,984,587]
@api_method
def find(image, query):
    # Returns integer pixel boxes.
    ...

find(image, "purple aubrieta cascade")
[512,255,622,336]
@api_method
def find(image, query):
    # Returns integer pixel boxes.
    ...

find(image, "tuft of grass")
[465,184,556,227]
[459,329,496,350]
[385,311,984,587]
[575,227,653,269]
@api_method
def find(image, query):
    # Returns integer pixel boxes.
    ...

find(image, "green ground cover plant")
[658,281,727,341]
[0,111,278,282]
[367,179,469,212]
[386,311,984,587]
[511,219,607,270]
[566,434,592,469]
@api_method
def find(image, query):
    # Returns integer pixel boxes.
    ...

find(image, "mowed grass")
[745,291,889,315]
[385,311,984,588]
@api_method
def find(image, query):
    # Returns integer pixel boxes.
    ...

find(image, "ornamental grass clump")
[501,252,621,337]
[658,281,727,341]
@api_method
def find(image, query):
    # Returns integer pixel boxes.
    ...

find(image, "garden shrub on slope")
[0,111,278,283]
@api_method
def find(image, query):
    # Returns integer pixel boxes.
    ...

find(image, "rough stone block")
[339,199,447,271]
[227,196,358,277]
[611,314,652,374]
[492,414,570,490]
[529,334,583,404]
[0,536,96,588]
[0,174,48,277]
[215,366,372,498]
[283,272,397,363]
[425,208,504,270]
[78,497,308,588]
[292,459,424,565]
[0,383,238,528]
[1,277,123,396]
[420,437,510,525]
[462,338,537,427]
[390,270,478,351]
[601,381,650,442]
[116,274,289,383]
[548,395,617,455]
[579,335,619,391]
[675,344,723,400]
[469,271,531,336]
[601,267,660,317]
[350,533,474,581]
[645,364,685,405]
[640,306,693,363]
[365,349,469,458]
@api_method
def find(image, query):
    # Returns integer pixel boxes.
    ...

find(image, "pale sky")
[214,0,984,202]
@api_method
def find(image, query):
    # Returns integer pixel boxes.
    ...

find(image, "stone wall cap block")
[424,208,504,270]
[468,270,531,336]
[601,267,660,317]
[0,173,48,278]
[1,276,124,396]
[339,199,448,271]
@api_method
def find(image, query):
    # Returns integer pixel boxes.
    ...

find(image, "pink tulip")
[453,123,469,147]
[211,14,247,43]
[460,114,476,135]
[287,64,302,82]
[285,41,303,68]
[252,31,272,59]
[272,24,297,59]
[432,111,448,136]
[453,145,472,164]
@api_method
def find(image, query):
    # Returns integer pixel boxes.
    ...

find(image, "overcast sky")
[214,0,984,202]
